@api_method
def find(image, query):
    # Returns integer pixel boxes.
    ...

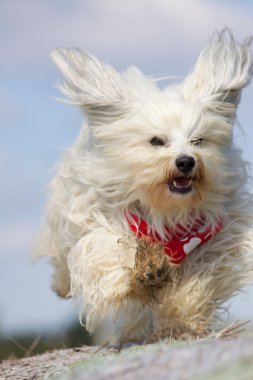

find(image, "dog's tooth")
[173,178,192,189]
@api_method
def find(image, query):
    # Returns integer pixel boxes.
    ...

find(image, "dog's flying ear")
[51,49,131,125]
[182,29,253,120]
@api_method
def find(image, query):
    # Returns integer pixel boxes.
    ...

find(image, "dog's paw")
[146,325,203,343]
[132,239,172,288]
[126,239,178,305]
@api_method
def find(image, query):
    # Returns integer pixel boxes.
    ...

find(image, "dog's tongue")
[173,177,191,189]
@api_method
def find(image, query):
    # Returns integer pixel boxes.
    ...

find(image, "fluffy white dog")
[36,30,253,342]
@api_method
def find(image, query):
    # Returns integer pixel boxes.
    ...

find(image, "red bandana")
[127,213,223,264]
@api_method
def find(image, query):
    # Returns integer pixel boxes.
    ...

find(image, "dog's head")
[52,30,252,219]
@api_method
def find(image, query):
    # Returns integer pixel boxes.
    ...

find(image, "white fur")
[36,30,253,341]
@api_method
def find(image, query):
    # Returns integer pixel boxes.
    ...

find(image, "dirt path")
[1,332,253,380]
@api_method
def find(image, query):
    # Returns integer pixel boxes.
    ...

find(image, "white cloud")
[1,0,253,72]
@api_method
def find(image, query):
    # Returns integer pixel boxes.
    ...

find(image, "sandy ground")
[1,331,253,380]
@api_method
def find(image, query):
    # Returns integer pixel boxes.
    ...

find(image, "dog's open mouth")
[168,177,192,194]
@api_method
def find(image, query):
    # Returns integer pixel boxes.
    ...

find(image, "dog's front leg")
[149,274,215,342]
[67,230,143,333]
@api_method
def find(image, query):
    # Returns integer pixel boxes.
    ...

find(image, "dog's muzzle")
[167,155,195,194]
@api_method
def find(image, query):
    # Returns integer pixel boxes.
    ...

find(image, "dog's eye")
[190,138,203,146]
[150,136,166,147]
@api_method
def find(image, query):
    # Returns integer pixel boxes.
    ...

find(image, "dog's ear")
[51,49,131,125]
[182,30,253,121]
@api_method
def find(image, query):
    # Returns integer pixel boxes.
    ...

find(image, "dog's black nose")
[176,155,195,174]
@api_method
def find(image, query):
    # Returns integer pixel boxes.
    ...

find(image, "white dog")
[36,30,253,342]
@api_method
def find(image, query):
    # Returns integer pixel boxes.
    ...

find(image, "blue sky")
[1,0,253,336]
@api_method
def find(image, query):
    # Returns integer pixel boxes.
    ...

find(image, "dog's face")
[52,30,252,217]
[91,96,231,216]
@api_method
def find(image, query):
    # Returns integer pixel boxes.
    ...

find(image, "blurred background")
[1,0,253,359]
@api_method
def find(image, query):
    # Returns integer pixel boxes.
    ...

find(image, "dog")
[36,30,253,342]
